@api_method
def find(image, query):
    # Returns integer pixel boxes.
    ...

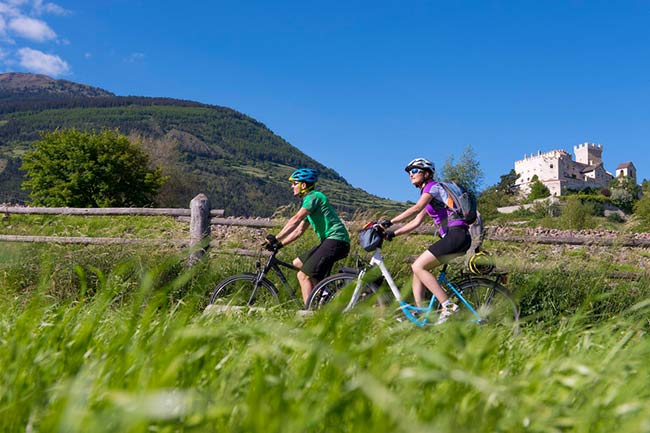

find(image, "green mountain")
[0,72,403,217]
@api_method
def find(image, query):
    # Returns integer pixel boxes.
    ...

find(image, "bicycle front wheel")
[454,277,519,329]
[208,273,280,310]
[307,272,385,310]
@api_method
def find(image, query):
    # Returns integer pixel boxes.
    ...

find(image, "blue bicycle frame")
[345,248,482,327]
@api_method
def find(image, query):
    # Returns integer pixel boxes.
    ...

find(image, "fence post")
[188,193,211,266]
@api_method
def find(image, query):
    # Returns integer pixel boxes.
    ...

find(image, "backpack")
[439,181,478,225]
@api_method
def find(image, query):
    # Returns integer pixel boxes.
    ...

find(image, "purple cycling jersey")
[422,181,467,236]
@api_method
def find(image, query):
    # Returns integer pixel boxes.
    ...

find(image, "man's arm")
[275,207,310,246]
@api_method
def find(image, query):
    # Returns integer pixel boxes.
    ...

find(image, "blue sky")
[1,0,649,202]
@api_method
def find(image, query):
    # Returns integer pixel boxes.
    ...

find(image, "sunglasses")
[409,168,423,175]
[291,181,301,186]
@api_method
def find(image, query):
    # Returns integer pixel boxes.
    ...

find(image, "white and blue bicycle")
[306,223,520,329]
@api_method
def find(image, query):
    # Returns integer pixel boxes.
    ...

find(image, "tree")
[634,191,650,228]
[528,175,550,201]
[641,179,650,193]
[476,170,521,220]
[22,129,167,207]
[441,144,484,193]
[609,176,640,214]
[496,169,520,196]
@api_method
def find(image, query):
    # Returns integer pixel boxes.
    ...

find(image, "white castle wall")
[574,142,603,166]
[514,142,614,196]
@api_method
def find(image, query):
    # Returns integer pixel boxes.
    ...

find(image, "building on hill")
[514,142,634,196]
[615,161,637,183]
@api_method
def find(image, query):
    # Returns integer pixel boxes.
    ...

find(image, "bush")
[560,196,595,229]
[606,212,625,224]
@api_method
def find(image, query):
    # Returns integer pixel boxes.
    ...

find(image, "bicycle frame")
[344,248,482,326]
[249,249,300,303]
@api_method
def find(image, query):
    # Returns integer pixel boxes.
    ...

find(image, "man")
[265,168,350,306]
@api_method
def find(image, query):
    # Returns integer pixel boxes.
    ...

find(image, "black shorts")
[427,226,471,264]
[299,239,350,280]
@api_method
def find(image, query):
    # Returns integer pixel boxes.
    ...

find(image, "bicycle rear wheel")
[208,273,280,310]
[453,277,519,329]
[306,272,385,310]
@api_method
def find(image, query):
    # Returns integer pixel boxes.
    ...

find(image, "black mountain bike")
[208,246,301,310]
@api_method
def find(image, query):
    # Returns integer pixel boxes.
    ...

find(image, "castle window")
[550,164,554,168]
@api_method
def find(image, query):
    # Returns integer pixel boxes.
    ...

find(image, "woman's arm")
[390,192,431,225]
[393,209,428,236]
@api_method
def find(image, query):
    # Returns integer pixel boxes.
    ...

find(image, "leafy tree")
[640,179,650,193]
[528,175,550,201]
[21,129,167,207]
[634,190,650,228]
[496,169,520,196]
[441,144,483,193]
[609,176,640,214]
[476,170,521,220]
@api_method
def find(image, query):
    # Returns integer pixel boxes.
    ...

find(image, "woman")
[382,158,471,324]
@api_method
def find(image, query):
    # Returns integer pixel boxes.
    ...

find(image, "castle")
[514,142,636,196]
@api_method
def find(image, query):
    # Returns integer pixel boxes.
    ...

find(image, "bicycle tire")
[208,273,279,309]
[306,272,385,310]
[453,277,519,328]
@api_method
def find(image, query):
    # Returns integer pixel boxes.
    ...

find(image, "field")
[1,214,650,432]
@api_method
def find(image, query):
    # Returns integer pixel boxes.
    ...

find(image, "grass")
[1,262,649,432]
[2,218,650,432]
[0,214,187,238]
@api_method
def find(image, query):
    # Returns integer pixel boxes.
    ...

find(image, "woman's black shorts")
[427,226,471,263]
[299,239,350,280]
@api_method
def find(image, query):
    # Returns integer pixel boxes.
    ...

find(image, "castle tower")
[573,142,603,166]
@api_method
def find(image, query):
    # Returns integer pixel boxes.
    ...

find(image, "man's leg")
[297,270,317,305]
[292,257,313,305]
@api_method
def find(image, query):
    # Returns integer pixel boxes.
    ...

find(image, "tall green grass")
[2,225,650,432]
[1,248,650,432]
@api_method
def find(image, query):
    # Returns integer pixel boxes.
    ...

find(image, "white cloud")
[32,0,68,16]
[0,1,24,21]
[8,16,55,41]
[18,47,69,75]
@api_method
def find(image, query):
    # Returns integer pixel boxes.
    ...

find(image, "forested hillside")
[0,73,402,216]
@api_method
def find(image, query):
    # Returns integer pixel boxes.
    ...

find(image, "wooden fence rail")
[3,196,650,253]
[1,194,224,265]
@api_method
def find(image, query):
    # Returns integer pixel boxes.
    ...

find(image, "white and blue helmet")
[405,158,435,174]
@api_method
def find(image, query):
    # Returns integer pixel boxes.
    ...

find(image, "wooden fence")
[3,194,650,255]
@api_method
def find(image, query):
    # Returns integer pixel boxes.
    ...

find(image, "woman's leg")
[411,250,448,307]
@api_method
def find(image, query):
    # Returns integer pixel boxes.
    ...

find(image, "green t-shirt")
[301,190,350,243]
